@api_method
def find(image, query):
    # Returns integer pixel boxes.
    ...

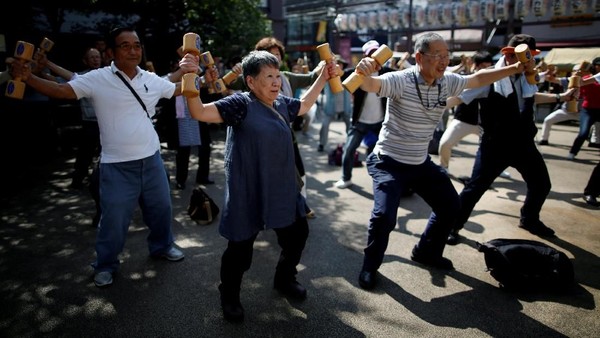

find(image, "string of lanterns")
[333,0,597,32]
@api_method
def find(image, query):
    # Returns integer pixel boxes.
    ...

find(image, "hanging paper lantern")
[552,0,568,16]
[426,5,439,26]
[440,3,453,25]
[357,12,368,30]
[495,0,510,20]
[482,0,496,21]
[571,0,587,14]
[468,1,481,23]
[347,13,357,32]
[515,0,532,17]
[413,6,425,27]
[378,9,389,30]
[402,7,411,28]
[533,0,550,17]
[453,2,467,25]
[368,11,379,30]
[334,13,348,32]
[388,8,400,29]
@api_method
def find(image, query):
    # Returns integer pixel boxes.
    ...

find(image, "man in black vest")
[445,34,578,244]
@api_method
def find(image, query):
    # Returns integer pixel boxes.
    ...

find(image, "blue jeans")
[570,107,600,155]
[92,151,174,272]
[341,122,382,181]
[361,153,459,272]
[319,111,351,148]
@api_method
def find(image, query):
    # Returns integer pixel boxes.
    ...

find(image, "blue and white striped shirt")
[375,67,467,165]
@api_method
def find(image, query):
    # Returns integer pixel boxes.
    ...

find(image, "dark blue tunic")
[214,92,304,241]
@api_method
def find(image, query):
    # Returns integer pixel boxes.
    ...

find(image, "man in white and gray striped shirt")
[356,32,530,291]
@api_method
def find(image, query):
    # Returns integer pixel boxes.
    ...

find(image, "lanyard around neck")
[412,71,445,111]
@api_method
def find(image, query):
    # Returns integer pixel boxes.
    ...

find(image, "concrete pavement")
[1,116,599,337]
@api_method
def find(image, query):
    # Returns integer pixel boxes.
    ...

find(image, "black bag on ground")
[328,143,362,167]
[188,187,220,225]
[478,238,574,291]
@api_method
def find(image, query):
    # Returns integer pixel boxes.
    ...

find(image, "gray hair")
[242,50,280,86]
[414,32,445,53]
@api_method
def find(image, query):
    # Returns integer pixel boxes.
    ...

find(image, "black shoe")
[317,144,324,152]
[518,220,555,237]
[358,270,378,290]
[457,175,470,185]
[538,140,549,145]
[197,178,215,185]
[92,212,100,228]
[274,280,307,300]
[411,247,454,270]
[218,284,244,322]
[70,180,84,189]
[588,142,600,149]
[446,229,460,245]
[584,195,600,207]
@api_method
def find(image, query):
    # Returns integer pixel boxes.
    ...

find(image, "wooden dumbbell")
[316,43,343,94]
[181,33,202,97]
[5,41,35,99]
[514,44,540,85]
[199,51,225,94]
[222,70,239,85]
[343,44,393,93]
[566,71,581,113]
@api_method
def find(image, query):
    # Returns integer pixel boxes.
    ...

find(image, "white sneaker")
[334,179,353,189]
[500,171,511,178]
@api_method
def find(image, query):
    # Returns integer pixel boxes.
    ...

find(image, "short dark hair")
[106,27,137,49]
[473,51,493,66]
[242,50,280,86]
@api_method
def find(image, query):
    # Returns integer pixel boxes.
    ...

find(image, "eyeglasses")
[116,42,142,51]
[423,53,450,62]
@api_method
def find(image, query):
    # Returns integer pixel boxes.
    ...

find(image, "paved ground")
[1,115,599,338]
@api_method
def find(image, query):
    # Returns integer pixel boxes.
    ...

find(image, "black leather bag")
[478,238,574,291]
[188,187,220,225]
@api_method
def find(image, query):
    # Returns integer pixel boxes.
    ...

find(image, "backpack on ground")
[328,143,362,167]
[477,238,574,291]
[187,187,220,225]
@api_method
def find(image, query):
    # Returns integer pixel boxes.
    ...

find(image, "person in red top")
[568,57,600,160]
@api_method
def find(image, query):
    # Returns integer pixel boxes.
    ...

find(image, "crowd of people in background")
[2,27,599,323]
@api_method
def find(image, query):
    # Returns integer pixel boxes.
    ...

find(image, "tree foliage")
[183,0,272,62]
[2,0,272,66]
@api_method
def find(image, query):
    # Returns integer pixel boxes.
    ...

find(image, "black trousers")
[584,161,600,197]
[219,217,309,296]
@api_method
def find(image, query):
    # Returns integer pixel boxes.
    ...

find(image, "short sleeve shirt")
[214,92,303,241]
[375,68,468,165]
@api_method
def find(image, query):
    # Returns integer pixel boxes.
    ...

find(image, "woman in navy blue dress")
[181,50,335,322]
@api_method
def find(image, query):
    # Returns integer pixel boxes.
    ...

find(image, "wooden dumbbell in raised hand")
[514,43,540,85]
[5,41,35,99]
[316,43,343,94]
[199,51,225,94]
[566,68,581,113]
[181,33,203,97]
[342,44,393,93]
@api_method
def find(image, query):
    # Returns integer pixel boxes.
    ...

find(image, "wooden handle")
[343,44,392,93]
[316,43,343,93]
